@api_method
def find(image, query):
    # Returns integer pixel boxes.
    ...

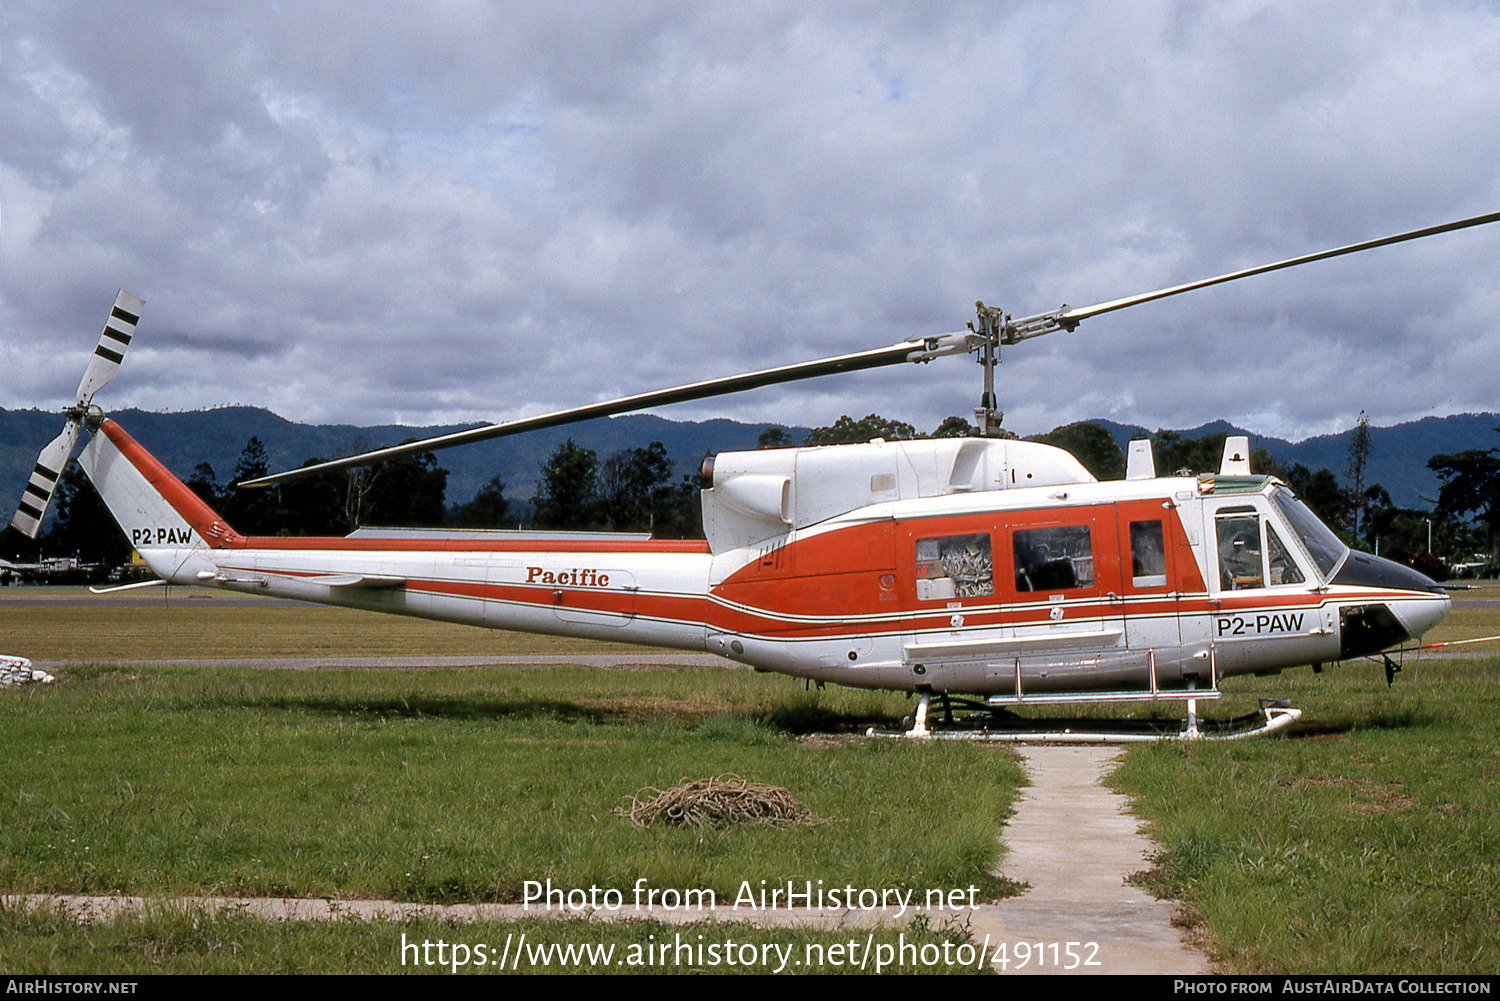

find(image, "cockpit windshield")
[1270,486,1348,581]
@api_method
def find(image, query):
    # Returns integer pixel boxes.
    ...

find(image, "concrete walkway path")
[971,744,1209,975]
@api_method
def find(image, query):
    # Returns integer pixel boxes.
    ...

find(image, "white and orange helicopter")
[14,213,1498,739]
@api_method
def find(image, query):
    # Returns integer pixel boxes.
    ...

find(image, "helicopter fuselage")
[86,420,1448,699]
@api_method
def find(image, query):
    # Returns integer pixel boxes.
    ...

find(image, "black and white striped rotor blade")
[10,421,80,538]
[74,290,144,407]
[10,290,144,538]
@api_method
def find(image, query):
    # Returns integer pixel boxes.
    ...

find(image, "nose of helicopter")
[1391,587,1451,639]
[1331,551,1451,654]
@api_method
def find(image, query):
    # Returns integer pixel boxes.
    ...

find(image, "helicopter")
[13,212,1496,739]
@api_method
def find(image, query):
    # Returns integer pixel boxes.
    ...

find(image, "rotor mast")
[968,299,1082,436]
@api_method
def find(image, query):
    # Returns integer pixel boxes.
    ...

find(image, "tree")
[1282,464,1350,532]
[450,476,512,529]
[1147,429,1284,481]
[1029,422,1124,480]
[1151,429,1230,476]
[1429,443,1500,557]
[232,437,271,482]
[1347,411,1373,536]
[1360,487,1445,573]
[652,473,704,540]
[185,462,222,510]
[277,461,350,536]
[599,441,674,531]
[361,448,448,527]
[277,441,449,534]
[531,438,600,529]
[930,416,976,438]
[223,437,284,535]
[757,428,796,449]
[803,414,917,446]
[41,464,130,565]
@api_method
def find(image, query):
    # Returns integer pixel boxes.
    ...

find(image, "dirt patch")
[1350,791,1416,814]
[1278,775,1414,813]
[580,696,738,722]
[795,733,858,749]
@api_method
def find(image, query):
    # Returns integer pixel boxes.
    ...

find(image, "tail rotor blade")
[10,289,143,538]
[74,290,144,407]
[10,421,81,538]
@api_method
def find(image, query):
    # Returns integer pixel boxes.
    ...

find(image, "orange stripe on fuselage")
[237,536,711,554]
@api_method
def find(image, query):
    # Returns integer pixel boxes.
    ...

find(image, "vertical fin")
[77,420,237,583]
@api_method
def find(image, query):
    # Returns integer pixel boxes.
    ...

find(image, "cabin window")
[1013,525,1095,591]
[1266,523,1304,585]
[1216,509,1264,590]
[914,534,994,600]
[1129,520,1168,588]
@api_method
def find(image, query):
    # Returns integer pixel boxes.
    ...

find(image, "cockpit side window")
[1216,508,1264,590]
[1266,523,1305,585]
[1271,486,1349,581]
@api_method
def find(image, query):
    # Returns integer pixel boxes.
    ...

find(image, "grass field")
[0,587,643,661]
[0,908,983,975]
[1112,616,1500,973]
[0,661,1020,903]
[0,588,1018,974]
[3,584,1499,975]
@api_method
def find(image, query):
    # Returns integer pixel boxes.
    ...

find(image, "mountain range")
[3,406,1496,526]
[1090,415,1500,510]
[0,407,806,527]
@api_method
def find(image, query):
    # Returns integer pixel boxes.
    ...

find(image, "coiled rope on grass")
[615,774,823,829]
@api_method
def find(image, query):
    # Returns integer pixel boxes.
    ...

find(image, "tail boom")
[78,419,716,649]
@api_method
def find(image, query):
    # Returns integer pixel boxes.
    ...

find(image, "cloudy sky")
[3,1,1499,447]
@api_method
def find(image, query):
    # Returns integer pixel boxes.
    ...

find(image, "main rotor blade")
[1050,210,1500,329]
[240,334,968,487]
[244,208,1500,489]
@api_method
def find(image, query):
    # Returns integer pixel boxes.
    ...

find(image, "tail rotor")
[9,290,143,537]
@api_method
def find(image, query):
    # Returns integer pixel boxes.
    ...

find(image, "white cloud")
[2,1,1499,448]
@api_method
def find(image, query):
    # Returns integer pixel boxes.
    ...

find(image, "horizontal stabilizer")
[308,573,408,589]
[89,578,167,595]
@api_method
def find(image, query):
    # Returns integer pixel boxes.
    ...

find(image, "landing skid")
[871,692,1301,743]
